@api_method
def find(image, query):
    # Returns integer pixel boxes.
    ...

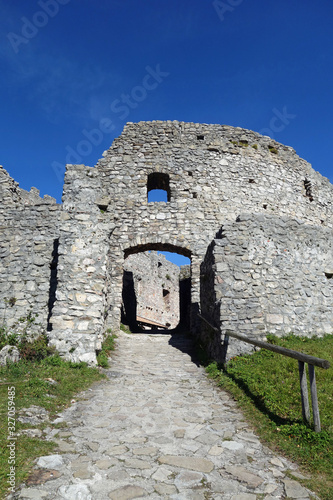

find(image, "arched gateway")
[1,121,332,364]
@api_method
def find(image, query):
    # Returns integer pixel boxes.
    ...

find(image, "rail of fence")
[198,313,330,432]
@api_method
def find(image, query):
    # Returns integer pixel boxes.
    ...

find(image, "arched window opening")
[147,173,170,202]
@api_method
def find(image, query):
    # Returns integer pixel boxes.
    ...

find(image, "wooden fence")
[198,314,330,432]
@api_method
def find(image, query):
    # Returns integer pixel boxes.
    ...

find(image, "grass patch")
[0,352,106,497]
[120,323,131,334]
[97,333,117,368]
[206,334,333,500]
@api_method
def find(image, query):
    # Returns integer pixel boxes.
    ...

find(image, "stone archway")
[103,240,196,335]
[121,249,191,333]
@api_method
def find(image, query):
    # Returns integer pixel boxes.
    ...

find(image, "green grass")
[206,334,333,500]
[0,355,106,498]
[97,333,117,367]
[120,323,131,334]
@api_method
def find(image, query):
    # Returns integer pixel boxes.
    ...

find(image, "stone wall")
[47,210,113,364]
[64,121,332,335]
[200,214,333,361]
[1,121,333,364]
[123,251,180,329]
[0,166,59,336]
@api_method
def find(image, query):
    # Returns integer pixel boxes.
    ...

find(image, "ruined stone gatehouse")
[0,121,332,364]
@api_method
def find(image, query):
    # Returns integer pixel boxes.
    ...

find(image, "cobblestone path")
[12,332,315,500]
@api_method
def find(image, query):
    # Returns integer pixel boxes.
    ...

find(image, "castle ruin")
[0,121,332,363]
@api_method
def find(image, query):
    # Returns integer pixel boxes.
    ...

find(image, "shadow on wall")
[47,238,59,332]
[121,270,137,331]
[199,240,225,363]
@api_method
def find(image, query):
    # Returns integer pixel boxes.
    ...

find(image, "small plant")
[252,144,258,150]
[166,274,171,280]
[120,323,131,334]
[97,333,117,368]
[268,146,278,154]
[0,327,20,350]
[7,297,17,307]
[19,334,56,361]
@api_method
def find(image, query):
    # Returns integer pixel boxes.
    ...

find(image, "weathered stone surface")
[231,495,257,500]
[124,458,152,469]
[283,479,311,498]
[18,406,49,426]
[0,345,20,365]
[224,465,263,488]
[18,488,49,499]
[132,446,158,456]
[270,457,284,467]
[72,464,91,479]
[158,455,214,472]
[36,455,64,470]
[174,470,204,488]
[108,485,147,500]
[208,445,224,456]
[54,439,75,453]
[95,458,114,469]
[222,441,244,451]
[58,484,92,499]
[154,483,177,495]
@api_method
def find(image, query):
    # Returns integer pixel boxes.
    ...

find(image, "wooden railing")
[198,314,330,432]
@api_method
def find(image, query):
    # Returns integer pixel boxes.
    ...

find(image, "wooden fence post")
[308,364,321,432]
[298,361,310,425]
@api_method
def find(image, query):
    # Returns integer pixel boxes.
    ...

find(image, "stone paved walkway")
[11,331,316,500]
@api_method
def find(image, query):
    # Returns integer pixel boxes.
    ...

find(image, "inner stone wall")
[123,251,180,329]
[200,213,333,361]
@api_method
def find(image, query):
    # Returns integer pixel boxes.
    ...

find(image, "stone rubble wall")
[200,213,333,361]
[0,167,59,336]
[47,210,114,364]
[123,251,180,329]
[1,121,333,363]
[0,165,56,206]
[65,120,332,335]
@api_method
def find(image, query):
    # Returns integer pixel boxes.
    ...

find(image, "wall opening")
[304,179,314,201]
[122,246,191,334]
[147,172,170,202]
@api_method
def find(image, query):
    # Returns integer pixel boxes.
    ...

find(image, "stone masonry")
[1,120,332,363]
[123,251,180,330]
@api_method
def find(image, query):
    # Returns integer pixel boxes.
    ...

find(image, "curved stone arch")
[122,239,192,260]
[105,236,195,333]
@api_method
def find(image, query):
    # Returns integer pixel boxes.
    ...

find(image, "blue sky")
[1,0,333,266]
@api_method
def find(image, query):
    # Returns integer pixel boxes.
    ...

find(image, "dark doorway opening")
[121,246,191,335]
